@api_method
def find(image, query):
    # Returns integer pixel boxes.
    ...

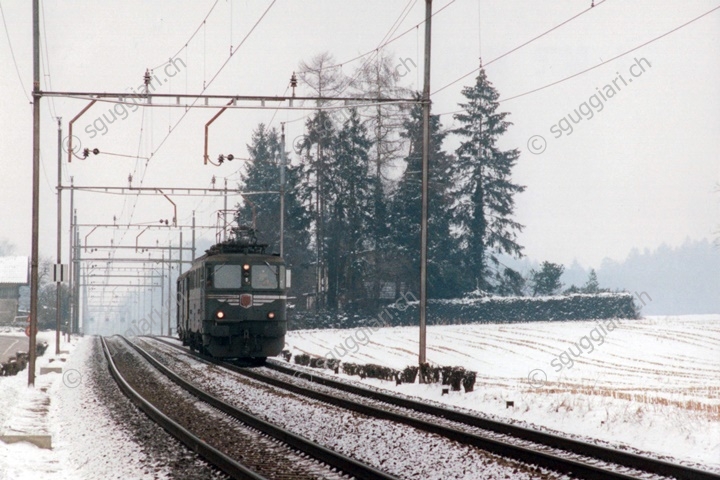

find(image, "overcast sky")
[1,0,718,273]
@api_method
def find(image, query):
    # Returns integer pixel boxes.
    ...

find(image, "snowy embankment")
[0,331,192,480]
[284,314,720,470]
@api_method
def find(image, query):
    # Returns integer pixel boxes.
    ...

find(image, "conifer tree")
[324,109,373,309]
[453,68,525,292]
[583,269,601,293]
[390,97,460,298]
[530,262,564,296]
[239,124,312,294]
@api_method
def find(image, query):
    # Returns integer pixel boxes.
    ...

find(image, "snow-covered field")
[1,315,717,478]
[284,314,720,470]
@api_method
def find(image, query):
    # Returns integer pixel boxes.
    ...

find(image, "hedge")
[288,354,476,392]
[289,292,639,331]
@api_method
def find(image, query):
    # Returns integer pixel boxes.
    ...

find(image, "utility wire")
[151,0,221,71]
[437,2,720,115]
[148,0,277,160]
[432,0,608,97]
[40,0,58,119]
[117,0,277,246]
[333,0,418,96]
[287,0,427,140]
[0,0,30,102]
[498,4,720,104]
[301,0,457,75]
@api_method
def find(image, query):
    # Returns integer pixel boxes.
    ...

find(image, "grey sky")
[1,0,718,269]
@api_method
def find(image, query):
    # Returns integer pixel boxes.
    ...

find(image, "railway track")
[148,336,720,480]
[101,336,399,480]
[261,361,720,480]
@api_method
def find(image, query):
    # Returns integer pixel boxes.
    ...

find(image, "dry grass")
[533,381,720,420]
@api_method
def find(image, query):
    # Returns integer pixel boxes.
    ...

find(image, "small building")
[0,256,29,325]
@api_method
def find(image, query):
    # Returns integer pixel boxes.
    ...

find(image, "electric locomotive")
[176,226,289,360]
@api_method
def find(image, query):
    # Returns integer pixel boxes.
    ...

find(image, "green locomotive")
[176,227,289,360]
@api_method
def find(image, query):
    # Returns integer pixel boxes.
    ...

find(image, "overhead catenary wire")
[497,4,720,104]
[151,0,221,71]
[436,2,720,115]
[108,1,277,257]
[285,0,454,138]
[88,1,223,281]
[40,0,58,120]
[301,0,457,75]
[432,0,609,98]
[143,0,277,163]
[0,0,30,103]
[332,0,418,97]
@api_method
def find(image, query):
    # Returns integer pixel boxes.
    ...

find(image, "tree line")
[238,52,538,312]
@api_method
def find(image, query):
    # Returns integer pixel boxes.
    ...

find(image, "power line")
[301,0,457,75]
[437,2,720,115]
[0,0,30,102]
[40,0,58,119]
[111,1,277,250]
[151,0,221,71]
[145,0,278,161]
[333,0,419,96]
[280,0,431,141]
[497,4,720,104]
[432,0,609,97]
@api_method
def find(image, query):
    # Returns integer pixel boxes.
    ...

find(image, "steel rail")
[122,336,400,480]
[100,337,266,480]
[264,361,720,480]
[149,337,648,480]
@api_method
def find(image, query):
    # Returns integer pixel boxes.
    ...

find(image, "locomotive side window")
[251,264,278,289]
[212,264,243,289]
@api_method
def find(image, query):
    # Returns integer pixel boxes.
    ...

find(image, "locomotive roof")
[185,250,283,269]
[201,252,283,263]
[178,226,284,278]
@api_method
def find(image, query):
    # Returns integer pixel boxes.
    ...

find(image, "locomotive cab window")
[251,264,278,289]
[212,264,244,289]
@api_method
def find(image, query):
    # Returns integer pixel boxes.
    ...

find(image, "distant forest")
[500,238,720,315]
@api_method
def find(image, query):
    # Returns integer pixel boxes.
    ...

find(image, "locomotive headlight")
[216,310,225,319]
[267,312,275,319]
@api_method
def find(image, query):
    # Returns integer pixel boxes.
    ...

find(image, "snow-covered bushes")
[288,353,476,391]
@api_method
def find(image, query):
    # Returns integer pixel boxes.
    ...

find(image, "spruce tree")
[530,262,564,296]
[390,97,460,298]
[348,53,411,305]
[239,124,312,294]
[324,109,373,309]
[583,269,601,293]
[296,110,336,310]
[453,68,525,292]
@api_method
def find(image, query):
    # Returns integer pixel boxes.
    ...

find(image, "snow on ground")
[0,331,164,480]
[2,315,717,478]
[284,314,720,470]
